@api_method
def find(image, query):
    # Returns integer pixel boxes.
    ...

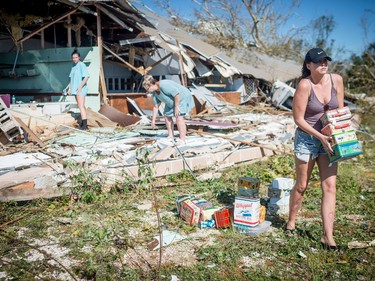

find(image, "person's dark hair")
[301,61,310,78]
[71,49,80,57]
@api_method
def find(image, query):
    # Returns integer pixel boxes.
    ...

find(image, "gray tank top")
[304,74,339,132]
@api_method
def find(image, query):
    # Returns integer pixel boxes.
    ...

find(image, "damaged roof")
[138,8,301,82]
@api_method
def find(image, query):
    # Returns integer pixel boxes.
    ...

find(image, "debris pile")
[0,99,296,202]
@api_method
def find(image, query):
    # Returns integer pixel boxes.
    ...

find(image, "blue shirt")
[69,61,89,96]
[152,80,194,116]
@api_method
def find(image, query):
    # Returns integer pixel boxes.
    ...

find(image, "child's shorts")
[294,127,326,162]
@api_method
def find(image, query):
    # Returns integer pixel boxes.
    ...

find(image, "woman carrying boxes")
[286,48,345,250]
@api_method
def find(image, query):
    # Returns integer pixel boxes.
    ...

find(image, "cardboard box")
[176,194,193,214]
[214,208,231,228]
[268,188,291,198]
[320,106,352,127]
[237,177,260,189]
[329,140,362,163]
[259,206,266,223]
[332,130,357,145]
[321,121,353,136]
[234,220,271,236]
[233,196,260,227]
[200,207,221,221]
[237,187,259,198]
[191,198,213,210]
[267,203,289,215]
[271,177,294,189]
[180,200,201,225]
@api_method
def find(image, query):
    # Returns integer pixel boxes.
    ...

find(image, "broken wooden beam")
[14,117,44,147]
[189,129,293,156]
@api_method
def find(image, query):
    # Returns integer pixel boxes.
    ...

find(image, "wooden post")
[96,8,108,104]
[17,7,79,45]
[129,46,135,66]
[176,40,187,87]
[67,15,72,47]
[40,30,45,49]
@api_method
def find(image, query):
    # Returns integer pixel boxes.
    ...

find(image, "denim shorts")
[294,127,326,162]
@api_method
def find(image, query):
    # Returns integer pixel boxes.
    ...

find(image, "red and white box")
[180,200,201,225]
[320,106,352,127]
[233,196,260,227]
[321,121,353,136]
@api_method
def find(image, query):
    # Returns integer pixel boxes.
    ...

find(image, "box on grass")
[238,187,259,198]
[233,196,260,227]
[180,200,201,225]
[237,177,260,189]
[176,194,194,214]
[214,208,231,228]
[271,177,294,189]
[234,220,272,236]
[268,188,291,198]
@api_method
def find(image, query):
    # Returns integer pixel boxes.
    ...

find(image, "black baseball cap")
[305,48,332,63]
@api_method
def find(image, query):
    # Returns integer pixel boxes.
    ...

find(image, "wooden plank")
[176,40,187,86]
[0,186,67,202]
[14,117,44,147]
[94,3,133,31]
[17,7,79,44]
[103,44,144,75]
[10,181,35,191]
[129,46,135,66]
[96,8,108,104]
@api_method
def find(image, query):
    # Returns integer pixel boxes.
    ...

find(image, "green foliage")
[112,169,138,193]
[136,147,154,189]
[312,15,336,53]
[346,42,375,96]
[66,160,103,203]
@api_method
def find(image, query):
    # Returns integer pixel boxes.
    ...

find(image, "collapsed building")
[0,0,300,114]
[0,0,303,202]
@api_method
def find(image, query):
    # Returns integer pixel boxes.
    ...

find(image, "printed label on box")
[180,200,201,225]
[237,177,260,189]
[332,130,357,145]
[329,140,362,163]
[321,122,353,136]
[233,196,260,227]
[320,106,352,127]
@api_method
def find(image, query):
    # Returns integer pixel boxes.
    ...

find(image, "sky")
[134,0,375,60]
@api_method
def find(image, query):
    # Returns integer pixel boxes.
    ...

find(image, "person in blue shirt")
[67,50,90,130]
[142,75,193,144]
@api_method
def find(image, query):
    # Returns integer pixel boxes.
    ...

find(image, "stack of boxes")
[176,195,231,229]
[320,106,362,163]
[233,177,270,235]
[267,177,294,216]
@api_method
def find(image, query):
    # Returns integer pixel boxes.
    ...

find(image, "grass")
[0,103,374,280]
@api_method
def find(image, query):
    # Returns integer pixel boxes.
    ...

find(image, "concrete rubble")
[0,100,296,202]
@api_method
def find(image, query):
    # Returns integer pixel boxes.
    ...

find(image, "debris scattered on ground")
[348,240,375,249]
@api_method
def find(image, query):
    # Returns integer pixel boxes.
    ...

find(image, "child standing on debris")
[142,75,193,144]
[67,49,90,130]
[286,48,344,250]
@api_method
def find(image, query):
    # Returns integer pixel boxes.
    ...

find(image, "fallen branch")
[0,210,36,229]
